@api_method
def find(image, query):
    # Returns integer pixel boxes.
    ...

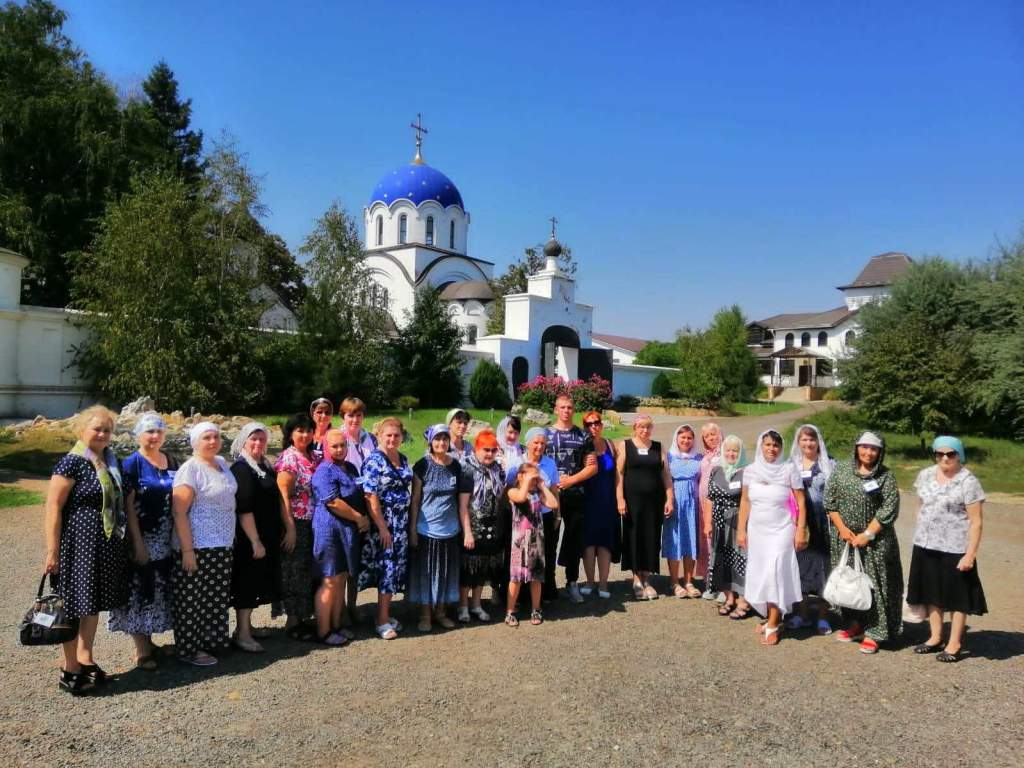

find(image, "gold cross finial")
[410,113,428,164]
[549,216,558,240]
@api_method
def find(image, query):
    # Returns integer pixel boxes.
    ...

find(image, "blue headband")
[932,435,965,463]
[424,423,451,443]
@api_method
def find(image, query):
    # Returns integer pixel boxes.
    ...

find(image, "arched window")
[845,330,856,345]
[425,216,434,246]
[784,333,795,348]
[464,325,477,344]
[375,215,383,246]
[398,214,407,244]
[800,332,811,347]
[449,220,456,249]
[817,331,828,347]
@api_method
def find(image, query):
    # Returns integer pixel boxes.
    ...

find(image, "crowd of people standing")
[41,395,989,694]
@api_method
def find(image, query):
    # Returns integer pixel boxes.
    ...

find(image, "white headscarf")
[789,423,833,482]
[744,429,796,487]
[668,424,700,461]
[231,421,271,479]
[188,421,220,452]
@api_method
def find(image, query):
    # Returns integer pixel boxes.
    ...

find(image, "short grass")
[0,428,69,477]
[727,401,802,416]
[0,485,44,508]
[249,409,631,459]
[786,407,1024,495]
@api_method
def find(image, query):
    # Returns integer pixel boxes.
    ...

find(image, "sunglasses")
[934,450,959,460]
[584,421,602,428]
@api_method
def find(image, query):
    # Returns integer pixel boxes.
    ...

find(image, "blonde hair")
[74,405,117,438]
[633,415,654,431]
[373,417,404,438]
[341,397,366,416]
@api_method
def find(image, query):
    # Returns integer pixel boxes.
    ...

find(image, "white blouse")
[172,456,238,550]
[913,467,985,554]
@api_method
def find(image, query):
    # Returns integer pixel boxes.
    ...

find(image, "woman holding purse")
[824,431,903,654]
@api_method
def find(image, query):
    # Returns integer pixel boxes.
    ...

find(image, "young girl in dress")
[506,462,559,627]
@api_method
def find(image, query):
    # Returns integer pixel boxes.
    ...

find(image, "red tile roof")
[591,332,649,354]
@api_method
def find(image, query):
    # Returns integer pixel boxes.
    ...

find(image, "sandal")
[469,606,491,622]
[232,636,265,653]
[633,582,647,600]
[457,606,471,623]
[913,642,943,654]
[683,582,702,599]
[58,669,95,696]
[718,602,736,616]
[673,583,688,599]
[376,623,398,640]
[643,584,659,600]
[859,638,879,654]
[729,605,752,620]
[179,651,218,667]
[334,627,356,642]
[316,631,348,647]
[79,663,109,686]
[530,610,543,625]
[760,625,781,646]
[134,655,158,671]
[504,612,519,627]
[937,649,963,663]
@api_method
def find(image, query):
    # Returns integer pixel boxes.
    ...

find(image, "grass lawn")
[0,428,69,477]
[0,485,44,508]
[727,401,802,416]
[786,407,1024,496]
[248,408,632,458]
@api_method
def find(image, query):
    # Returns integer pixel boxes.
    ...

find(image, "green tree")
[671,330,725,405]
[705,305,760,402]
[393,285,465,407]
[139,60,203,187]
[469,359,512,409]
[295,202,394,406]
[635,339,681,367]
[71,171,264,411]
[0,0,127,306]
[839,258,974,443]
[486,242,576,334]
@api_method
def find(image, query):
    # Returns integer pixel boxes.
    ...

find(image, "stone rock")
[467,419,494,438]
[524,409,551,426]
[120,396,155,417]
[510,403,527,416]
[33,414,47,425]
[601,409,622,426]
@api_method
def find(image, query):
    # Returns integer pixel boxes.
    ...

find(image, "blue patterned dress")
[358,449,413,594]
[662,452,702,560]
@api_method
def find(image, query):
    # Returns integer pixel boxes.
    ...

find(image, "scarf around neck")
[71,440,125,540]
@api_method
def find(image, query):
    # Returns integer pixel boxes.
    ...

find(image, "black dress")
[230,460,282,610]
[621,440,666,573]
[706,466,746,594]
[52,454,129,619]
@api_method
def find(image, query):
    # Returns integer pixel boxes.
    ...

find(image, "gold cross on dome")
[549,216,558,240]
[410,113,429,164]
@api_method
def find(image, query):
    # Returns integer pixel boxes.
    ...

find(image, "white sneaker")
[579,585,593,596]
[567,582,584,604]
[457,606,471,623]
[701,589,716,601]
[469,606,491,622]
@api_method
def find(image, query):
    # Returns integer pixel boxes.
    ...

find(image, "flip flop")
[729,605,753,620]
[719,602,736,616]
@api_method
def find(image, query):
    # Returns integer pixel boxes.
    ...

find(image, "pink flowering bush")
[516,374,612,413]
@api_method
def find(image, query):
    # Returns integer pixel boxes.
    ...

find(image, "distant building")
[591,333,649,365]
[748,252,912,398]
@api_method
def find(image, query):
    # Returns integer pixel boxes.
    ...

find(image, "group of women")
[41,398,988,695]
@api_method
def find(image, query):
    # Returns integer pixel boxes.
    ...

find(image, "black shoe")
[58,669,95,696]
[913,642,943,655]
[78,663,110,686]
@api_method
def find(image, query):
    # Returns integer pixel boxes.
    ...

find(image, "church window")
[784,333,795,348]
[375,215,383,246]
[845,330,856,345]
[779,360,795,376]
[800,332,811,347]
[817,331,828,347]
[426,216,434,246]
[464,325,478,344]
[399,214,408,244]
[449,220,456,249]
[368,282,389,310]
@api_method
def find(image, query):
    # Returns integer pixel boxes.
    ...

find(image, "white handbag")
[823,543,874,611]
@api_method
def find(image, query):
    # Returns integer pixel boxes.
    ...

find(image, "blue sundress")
[358,449,413,594]
[662,452,702,560]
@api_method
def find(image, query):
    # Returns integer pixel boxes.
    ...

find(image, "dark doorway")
[539,325,581,378]
[512,356,529,394]
[579,348,613,386]
[798,364,812,386]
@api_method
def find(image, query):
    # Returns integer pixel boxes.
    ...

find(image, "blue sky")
[63,0,1024,339]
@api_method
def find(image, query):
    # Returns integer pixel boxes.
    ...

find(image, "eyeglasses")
[934,450,959,460]
[584,421,602,428]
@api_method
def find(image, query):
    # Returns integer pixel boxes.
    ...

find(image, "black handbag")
[19,574,79,646]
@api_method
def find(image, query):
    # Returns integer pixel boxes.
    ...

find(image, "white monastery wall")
[612,363,677,399]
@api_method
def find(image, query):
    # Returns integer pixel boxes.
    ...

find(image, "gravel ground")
[1,450,1021,767]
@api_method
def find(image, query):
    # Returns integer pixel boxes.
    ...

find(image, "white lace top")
[172,456,238,550]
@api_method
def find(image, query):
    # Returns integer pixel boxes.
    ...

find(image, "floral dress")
[274,446,319,620]
[108,451,177,635]
[509,491,545,583]
[824,454,903,643]
[358,449,413,594]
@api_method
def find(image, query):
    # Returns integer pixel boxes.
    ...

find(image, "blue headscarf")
[424,423,451,444]
[932,435,965,463]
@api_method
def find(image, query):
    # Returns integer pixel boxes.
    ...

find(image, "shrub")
[822,389,843,401]
[612,395,640,411]
[651,371,677,398]
[395,395,420,411]
[515,374,612,413]
[469,360,512,410]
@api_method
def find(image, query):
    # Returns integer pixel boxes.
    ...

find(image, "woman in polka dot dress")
[43,405,129,695]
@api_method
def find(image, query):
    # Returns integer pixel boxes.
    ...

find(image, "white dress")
[743,476,802,616]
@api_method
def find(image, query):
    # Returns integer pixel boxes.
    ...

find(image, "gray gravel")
[1,476,1021,767]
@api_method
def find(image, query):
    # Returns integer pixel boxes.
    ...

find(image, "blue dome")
[369,162,465,210]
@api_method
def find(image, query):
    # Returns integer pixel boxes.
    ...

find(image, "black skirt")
[906,545,987,615]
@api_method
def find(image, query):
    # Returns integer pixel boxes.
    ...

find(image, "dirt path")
[1,443,1021,766]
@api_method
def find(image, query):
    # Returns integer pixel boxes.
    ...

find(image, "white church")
[361,121,668,401]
